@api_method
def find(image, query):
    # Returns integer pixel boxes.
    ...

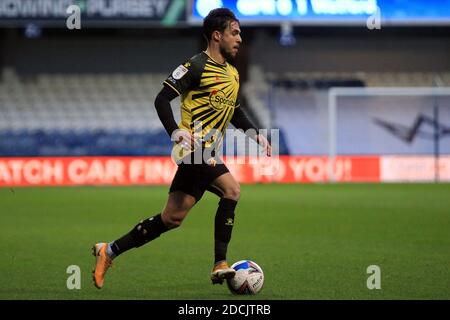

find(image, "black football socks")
[107,199,237,263]
[109,213,169,258]
[214,198,238,264]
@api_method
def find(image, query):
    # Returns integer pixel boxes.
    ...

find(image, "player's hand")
[256,133,272,157]
[171,129,200,151]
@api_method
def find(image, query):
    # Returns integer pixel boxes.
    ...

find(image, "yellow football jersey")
[164,51,240,149]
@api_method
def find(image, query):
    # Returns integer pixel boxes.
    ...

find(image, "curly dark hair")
[203,8,239,41]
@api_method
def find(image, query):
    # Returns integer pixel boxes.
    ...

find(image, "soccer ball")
[226,260,264,295]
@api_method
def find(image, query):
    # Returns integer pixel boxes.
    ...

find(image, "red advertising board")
[0,156,381,186]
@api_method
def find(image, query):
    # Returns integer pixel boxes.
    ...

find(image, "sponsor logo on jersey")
[209,89,235,111]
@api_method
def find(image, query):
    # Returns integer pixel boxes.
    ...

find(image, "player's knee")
[223,185,240,201]
[164,217,183,229]
[167,196,195,213]
[161,211,185,229]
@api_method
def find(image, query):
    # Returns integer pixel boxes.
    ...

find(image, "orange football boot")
[211,261,236,285]
[92,243,113,289]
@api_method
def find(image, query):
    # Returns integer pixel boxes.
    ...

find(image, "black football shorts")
[169,161,230,202]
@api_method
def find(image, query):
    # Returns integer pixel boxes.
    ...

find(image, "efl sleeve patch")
[163,55,203,95]
[172,65,189,80]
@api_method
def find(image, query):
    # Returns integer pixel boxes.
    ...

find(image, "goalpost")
[328,87,450,182]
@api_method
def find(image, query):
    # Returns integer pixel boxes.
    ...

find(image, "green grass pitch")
[0,184,449,300]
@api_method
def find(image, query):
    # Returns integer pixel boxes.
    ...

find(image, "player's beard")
[220,45,236,63]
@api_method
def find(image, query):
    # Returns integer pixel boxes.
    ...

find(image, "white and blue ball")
[226,260,264,295]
